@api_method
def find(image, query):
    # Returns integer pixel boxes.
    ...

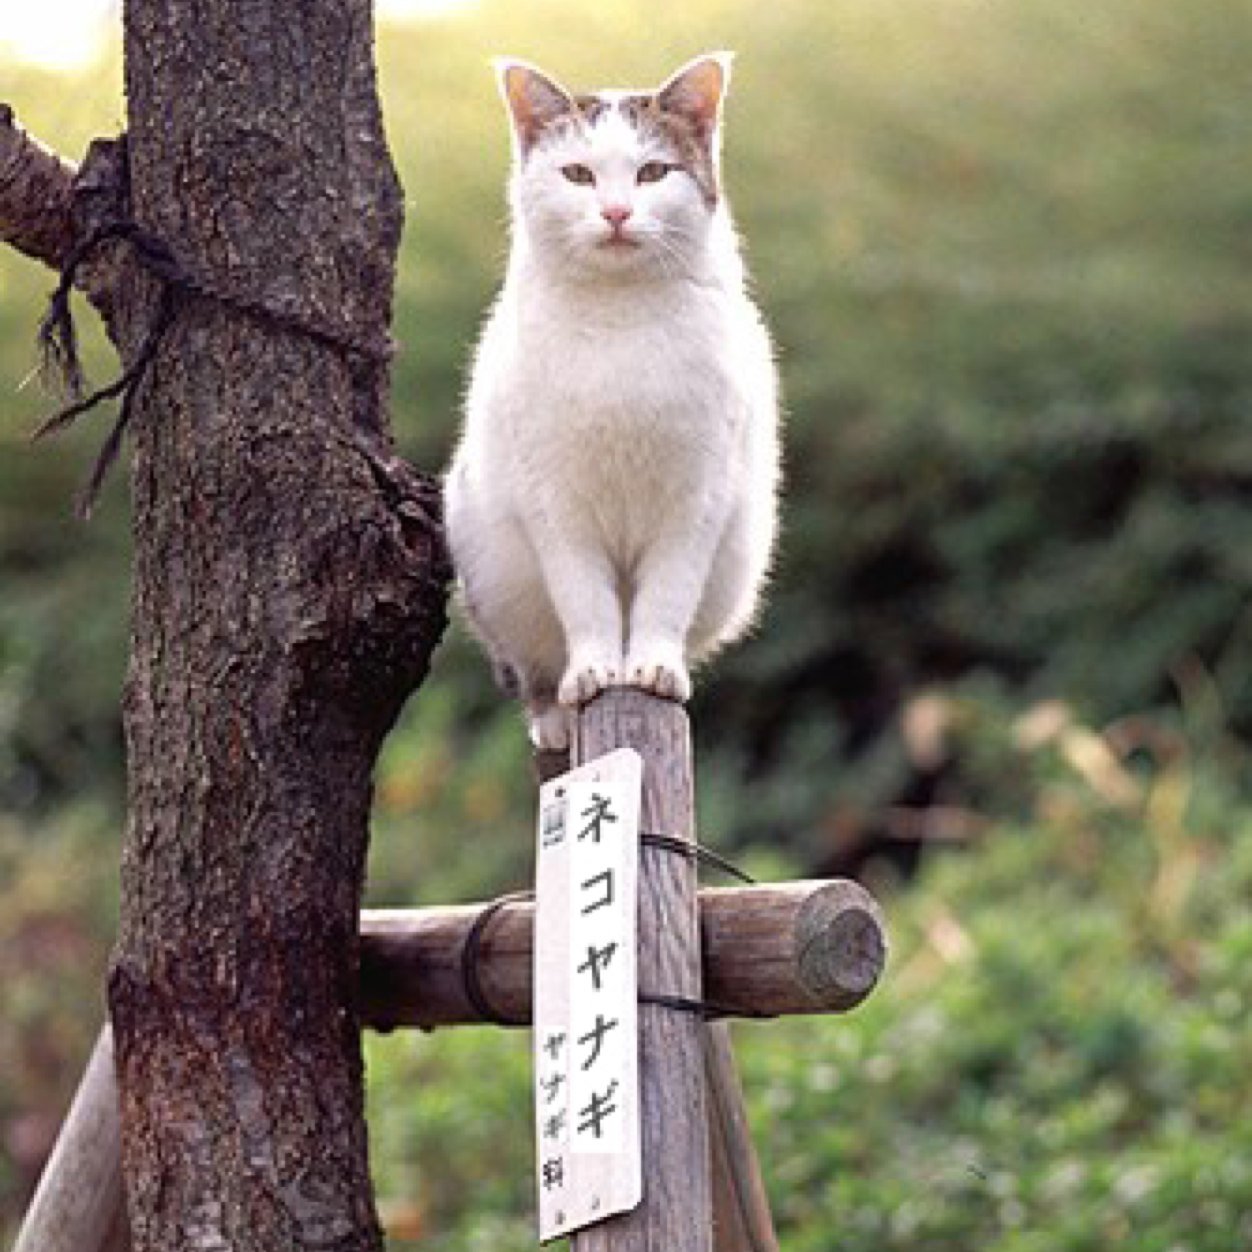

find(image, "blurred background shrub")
[1,0,1248,1245]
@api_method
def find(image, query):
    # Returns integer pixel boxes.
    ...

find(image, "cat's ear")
[657,52,733,143]
[494,58,576,158]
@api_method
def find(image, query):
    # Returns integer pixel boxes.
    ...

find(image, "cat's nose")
[601,204,633,229]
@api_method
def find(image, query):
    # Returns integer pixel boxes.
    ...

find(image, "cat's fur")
[445,53,780,751]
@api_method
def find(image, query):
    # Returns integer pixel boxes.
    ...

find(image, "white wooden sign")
[534,748,643,1243]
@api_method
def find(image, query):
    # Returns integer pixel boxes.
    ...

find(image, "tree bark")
[81,4,449,1251]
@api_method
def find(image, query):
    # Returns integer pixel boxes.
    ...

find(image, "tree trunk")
[99,3,449,1250]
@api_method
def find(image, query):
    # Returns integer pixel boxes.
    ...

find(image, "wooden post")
[571,688,712,1252]
[12,1025,130,1252]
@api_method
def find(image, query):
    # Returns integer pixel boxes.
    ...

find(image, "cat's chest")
[512,299,737,441]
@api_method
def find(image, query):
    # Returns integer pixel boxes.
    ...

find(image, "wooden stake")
[571,688,712,1252]
[705,1023,780,1252]
[12,1025,130,1252]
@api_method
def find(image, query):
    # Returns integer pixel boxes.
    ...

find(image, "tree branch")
[0,104,77,271]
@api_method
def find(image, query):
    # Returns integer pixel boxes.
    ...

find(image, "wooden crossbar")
[360,879,885,1029]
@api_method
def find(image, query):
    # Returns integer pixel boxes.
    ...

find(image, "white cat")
[445,53,780,752]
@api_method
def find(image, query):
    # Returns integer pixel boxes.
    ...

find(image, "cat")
[444,52,780,752]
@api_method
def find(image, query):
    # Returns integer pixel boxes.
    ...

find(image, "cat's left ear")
[657,52,734,144]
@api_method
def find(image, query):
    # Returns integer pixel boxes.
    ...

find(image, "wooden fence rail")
[361,879,884,1029]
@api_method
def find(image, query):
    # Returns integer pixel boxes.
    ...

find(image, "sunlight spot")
[0,0,115,72]
[0,0,479,71]
[378,0,481,18]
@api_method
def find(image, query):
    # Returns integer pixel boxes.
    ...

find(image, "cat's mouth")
[598,231,641,250]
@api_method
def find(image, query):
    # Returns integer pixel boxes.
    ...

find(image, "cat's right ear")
[494,59,576,159]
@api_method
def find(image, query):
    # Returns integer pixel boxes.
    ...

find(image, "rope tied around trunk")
[34,218,395,518]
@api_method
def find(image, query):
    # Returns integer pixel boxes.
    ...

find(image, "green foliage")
[363,710,1252,1249]
[1,0,1250,1245]
[2,0,1249,838]
[0,807,117,1226]
[367,1029,536,1249]
[747,746,1252,1252]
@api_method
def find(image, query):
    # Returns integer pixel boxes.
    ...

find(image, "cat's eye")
[637,161,675,185]
[561,163,596,186]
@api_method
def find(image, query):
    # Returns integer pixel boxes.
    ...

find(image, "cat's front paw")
[528,705,571,753]
[558,654,622,707]
[625,644,692,702]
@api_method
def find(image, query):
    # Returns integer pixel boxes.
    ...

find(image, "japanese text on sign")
[533,749,642,1242]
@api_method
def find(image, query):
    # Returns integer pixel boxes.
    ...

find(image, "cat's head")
[496,53,733,281]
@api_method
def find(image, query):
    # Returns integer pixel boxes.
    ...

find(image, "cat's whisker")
[655,250,679,282]
[649,232,694,282]
[650,243,682,282]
